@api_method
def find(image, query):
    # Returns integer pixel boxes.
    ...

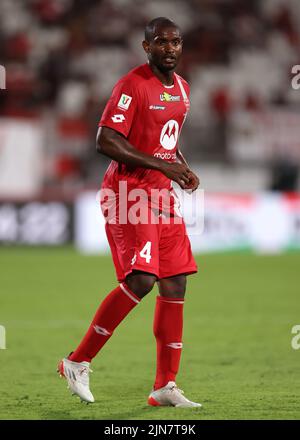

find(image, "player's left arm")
[176,149,200,191]
[176,80,200,191]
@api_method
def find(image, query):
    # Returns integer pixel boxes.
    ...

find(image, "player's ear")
[142,40,150,54]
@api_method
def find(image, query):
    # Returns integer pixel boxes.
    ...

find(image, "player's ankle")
[68,353,91,363]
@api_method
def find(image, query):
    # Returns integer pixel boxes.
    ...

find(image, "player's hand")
[161,162,192,189]
[184,170,200,192]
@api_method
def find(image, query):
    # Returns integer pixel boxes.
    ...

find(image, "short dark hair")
[144,17,179,42]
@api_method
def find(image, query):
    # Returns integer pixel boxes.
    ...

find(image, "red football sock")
[69,283,140,363]
[153,296,184,390]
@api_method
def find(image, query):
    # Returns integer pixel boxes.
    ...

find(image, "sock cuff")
[156,295,185,305]
[119,282,141,304]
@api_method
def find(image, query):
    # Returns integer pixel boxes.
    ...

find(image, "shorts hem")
[118,265,160,282]
[159,267,198,280]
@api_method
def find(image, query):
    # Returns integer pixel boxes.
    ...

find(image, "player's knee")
[173,276,187,295]
[126,272,156,299]
[178,277,187,296]
[159,275,187,298]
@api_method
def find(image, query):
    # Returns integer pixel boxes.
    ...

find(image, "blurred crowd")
[0,0,299,189]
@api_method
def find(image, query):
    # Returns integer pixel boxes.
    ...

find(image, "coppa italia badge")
[160,92,180,102]
[118,94,132,110]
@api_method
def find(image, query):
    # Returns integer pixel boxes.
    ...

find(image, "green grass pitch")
[0,247,299,420]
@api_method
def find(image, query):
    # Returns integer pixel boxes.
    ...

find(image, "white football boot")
[148,381,202,408]
[57,357,95,403]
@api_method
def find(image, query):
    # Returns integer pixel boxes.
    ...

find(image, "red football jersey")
[98,63,190,211]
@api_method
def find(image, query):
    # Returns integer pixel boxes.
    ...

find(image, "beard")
[149,54,178,73]
[158,62,176,73]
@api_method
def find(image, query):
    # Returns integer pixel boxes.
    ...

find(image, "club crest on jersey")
[118,94,132,110]
[160,92,180,102]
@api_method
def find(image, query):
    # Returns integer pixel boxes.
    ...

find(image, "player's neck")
[148,62,175,87]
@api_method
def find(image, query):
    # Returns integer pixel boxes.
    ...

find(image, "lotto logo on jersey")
[111,114,125,123]
[117,94,132,110]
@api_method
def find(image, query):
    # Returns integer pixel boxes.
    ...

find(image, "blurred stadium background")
[0,0,300,251]
[1,0,300,420]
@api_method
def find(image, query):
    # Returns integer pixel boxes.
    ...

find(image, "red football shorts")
[104,207,198,282]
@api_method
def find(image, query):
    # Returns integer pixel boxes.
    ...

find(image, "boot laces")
[170,384,184,395]
[77,366,93,385]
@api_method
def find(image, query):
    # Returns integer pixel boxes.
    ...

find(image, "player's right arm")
[96,126,191,189]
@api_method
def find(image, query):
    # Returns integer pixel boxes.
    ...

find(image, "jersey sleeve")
[98,77,139,138]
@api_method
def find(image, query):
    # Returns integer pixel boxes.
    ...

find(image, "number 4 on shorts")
[140,241,152,263]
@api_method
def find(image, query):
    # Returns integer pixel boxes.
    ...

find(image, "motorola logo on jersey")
[160,120,179,150]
